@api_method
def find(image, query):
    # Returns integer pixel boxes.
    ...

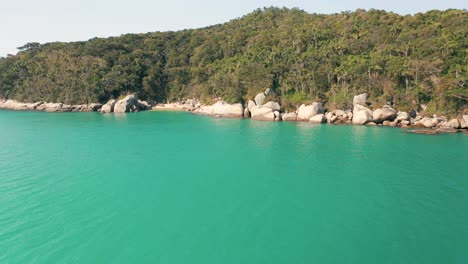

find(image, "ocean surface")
[0,110,467,263]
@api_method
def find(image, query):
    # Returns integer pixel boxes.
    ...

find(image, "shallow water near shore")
[0,110,467,263]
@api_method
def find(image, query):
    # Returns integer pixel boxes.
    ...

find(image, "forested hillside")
[0,7,466,114]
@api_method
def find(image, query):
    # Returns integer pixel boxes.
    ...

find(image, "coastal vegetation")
[0,7,466,115]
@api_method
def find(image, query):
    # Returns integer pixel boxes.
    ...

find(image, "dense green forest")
[0,7,467,114]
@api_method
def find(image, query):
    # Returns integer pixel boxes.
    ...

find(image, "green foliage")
[325,87,352,110]
[281,90,312,111]
[0,7,466,115]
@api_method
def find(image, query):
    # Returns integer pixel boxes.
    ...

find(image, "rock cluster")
[3,91,467,135]
[100,100,116,113]
[242,89,281,121]
[297,103,324,121]
[152,99,201,112]
[0,94,151,114]
[100,95,151,113]
[249,100,281,121]
[0,99,103,112]
[187,91,468,134]
[323,109,352,124]
[193,100,244,118]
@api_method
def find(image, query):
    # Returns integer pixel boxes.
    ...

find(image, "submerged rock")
[436,128,460,134]
[407,129,439,135]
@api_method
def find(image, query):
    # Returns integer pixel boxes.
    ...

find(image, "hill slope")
[0,7,467,114]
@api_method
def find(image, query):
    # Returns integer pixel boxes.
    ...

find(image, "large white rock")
[114,95,138,113]
[352,104,373,125]
[297,103,324,121]
[261,101,281,111]
[101,99,116,113]
[417,117,437,128]
[373,105,397,123]
[441,119,460,129]
[353,93,368,106]
[247,100,256,111]
[309,114,325,124]
[254,92,266,106]
[114,95,150,113]
[282,112,297,121]
[461,115,468,129]
[250,106,275,121]
[396,112,410,121]
[195,100,244,118]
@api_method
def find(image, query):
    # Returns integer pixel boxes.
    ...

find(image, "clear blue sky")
[1,0,466,56]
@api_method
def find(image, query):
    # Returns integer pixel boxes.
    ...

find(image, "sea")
[0,110,467,263]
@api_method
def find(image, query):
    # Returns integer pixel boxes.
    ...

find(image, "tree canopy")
[0,7,467,115]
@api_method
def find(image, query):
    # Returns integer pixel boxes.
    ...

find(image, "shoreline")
[151,103,190,112]
[0,99,103,112]
[2,96,467,135]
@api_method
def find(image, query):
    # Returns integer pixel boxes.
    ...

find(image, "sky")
[1,0,466,56]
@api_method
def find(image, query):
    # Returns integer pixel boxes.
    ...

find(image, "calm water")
[0,111,467,263]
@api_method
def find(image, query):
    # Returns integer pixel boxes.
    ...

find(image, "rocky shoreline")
[2,92,467,134]
[0,94,150,113]
[0,100,103,112]
[152,91,468,134]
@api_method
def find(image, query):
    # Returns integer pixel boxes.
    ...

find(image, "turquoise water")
[0,110,467,263]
